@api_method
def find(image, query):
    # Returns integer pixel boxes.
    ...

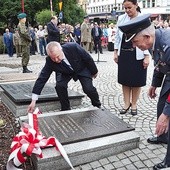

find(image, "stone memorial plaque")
[38,109,134,144]
[0,82,84,103]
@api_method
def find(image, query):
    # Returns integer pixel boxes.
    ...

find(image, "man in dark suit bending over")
[27,41,101,112]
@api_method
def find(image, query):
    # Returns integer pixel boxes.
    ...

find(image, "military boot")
[23,66,32,73]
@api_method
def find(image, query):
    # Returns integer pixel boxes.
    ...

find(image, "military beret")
[17,13,27,19]
[118,13,151,42]
[84,15,89,19]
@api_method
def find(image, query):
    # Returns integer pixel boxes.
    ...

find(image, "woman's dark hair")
[123,0,141,12]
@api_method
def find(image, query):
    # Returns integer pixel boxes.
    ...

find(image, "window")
[108,5,110,12]
[147,0,150,8]
[99,6,101,12]
[102,6,104,12]
[96,6,98,12]
[143,0,146,8]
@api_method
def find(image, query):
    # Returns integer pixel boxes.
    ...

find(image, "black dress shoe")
[97,105,105,111]
[147,137,167,144]
[153,161,170,170]
[131,109,137,116]
[120,103,131,114]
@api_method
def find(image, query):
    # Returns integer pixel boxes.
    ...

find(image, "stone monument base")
[20,108,140,170]
[36,131,139,170]
[0,82,84,117]
[1,93,83,117]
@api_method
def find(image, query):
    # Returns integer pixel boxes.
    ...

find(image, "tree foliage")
[0,0,85,29]
[43,0,85,25]
[35,10,52,26]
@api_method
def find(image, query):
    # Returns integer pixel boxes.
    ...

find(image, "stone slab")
[1,92,83,117]
[20,108,140,170]
[0,73,37,84]
[0,82,84,103]
[25,109,134,145]
[1,82,84,117]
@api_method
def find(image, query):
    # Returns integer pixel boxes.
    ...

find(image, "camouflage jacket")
[17,22,31,46]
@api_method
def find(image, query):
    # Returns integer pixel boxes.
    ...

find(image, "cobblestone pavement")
[0,50,169,170]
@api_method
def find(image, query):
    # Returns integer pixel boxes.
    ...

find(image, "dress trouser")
[157,91,169,142]
[6,44,13,57]
[82,42,90,52]
[165,121,170,165]
[55,74,101,110]
[94,37,102,53]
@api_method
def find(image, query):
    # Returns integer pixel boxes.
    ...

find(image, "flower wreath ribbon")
[6,108,75,170]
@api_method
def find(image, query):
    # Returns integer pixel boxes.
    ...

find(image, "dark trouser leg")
[79,76,101,107]
[98,40,102,53]
[165,121,170,165]
[157,91,169,142]
[43,39,47,55]
[55,74,72,111]
[94,40,98,53]
[9,45,13,56]
[39,39,43,55]
[6,47,10,56]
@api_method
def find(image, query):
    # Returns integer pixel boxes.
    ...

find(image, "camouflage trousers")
[21,45,30,67]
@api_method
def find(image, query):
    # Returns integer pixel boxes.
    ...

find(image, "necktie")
[61,60,73,73]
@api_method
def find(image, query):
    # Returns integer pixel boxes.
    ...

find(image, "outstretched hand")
[27,100,36,113]
[148,86,157,99]
[155,113,169,136]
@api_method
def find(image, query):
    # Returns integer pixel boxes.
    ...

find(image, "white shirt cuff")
[32,93,39,101]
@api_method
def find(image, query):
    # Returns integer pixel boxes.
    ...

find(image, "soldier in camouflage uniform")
[17,13,32,73]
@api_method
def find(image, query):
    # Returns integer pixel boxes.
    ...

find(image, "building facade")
[85,0,170,22]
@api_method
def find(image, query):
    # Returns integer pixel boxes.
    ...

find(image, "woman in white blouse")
[113,0,151,115]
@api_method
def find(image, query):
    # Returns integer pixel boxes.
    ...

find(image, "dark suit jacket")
[152,29,170,97]
[47,21,60,43]
[91,26,103,40]
[3,32,13,47]
[32,42,98,95]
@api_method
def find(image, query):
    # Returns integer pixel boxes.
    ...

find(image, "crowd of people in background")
[2,15,170,58]
[2,16,118,57]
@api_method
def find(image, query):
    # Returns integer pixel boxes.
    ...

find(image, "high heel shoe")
[120,103,131,114]
[131,109,137,116]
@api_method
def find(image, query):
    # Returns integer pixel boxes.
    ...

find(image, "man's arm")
[27,57,53,113]
[27,93,38,113]
[155,93,170,136]
[151,69,165,87]
[19,23,31,42]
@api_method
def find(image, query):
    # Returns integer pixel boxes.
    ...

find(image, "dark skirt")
[118,50,147,87]
[108,42,114,51]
